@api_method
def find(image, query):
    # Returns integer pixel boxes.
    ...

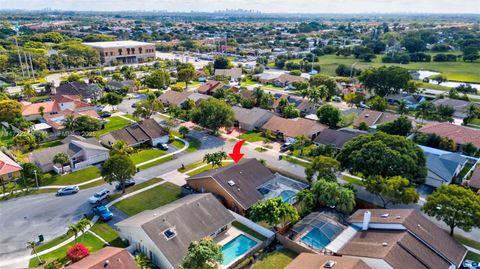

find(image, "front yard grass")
[454,234,480,250]
[282,155,309,168]
[30,233,104,267]
[465,251,480,263]
[113,182,182,216]
[185,161,232,176]
[250,249,298,269]
[42,167,101,186]
[130,149,168,165]
[95,116,132,137]
[239,131,267,143]
[232,221,267,241]
[90,222,128,248]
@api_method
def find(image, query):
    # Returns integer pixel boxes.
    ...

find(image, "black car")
[115,179,136,191]
[99,112,112,118]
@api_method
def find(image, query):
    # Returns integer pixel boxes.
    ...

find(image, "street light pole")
[350,62,358,78]
[34,170,39,189]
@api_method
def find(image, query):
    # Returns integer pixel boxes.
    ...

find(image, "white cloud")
[0,0,478,13]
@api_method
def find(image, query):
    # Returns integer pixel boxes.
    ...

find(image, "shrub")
[66,243,90,263]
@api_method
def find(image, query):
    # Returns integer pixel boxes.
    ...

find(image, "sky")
[0,0,479,14]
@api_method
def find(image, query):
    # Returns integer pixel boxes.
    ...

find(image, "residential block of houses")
[101,118,169,148]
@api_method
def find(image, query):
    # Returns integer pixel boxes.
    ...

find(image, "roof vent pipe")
[362,210,371,231]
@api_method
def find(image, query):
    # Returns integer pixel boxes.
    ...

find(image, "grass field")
[113,182,182,216]
[250,249,298,269]
[30,233,104,267]
[272,53,480,83]
[89,222,128,248]
[96,116,132,137]
[239,131,267,143]
[42,167,101,186]
[130,149,168,165]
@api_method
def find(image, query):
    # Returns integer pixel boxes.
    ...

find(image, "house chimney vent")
[362,211,371,231]
[382,242,388,247]
[323,260,337,268]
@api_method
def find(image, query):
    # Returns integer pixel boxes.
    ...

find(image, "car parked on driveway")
[463,260,480,269]
[280,143,292,152]
[158,143,169,151]
[56,186,79,196]
[92,205,113,221]
[88,189,110,204]
[115,179,136,191]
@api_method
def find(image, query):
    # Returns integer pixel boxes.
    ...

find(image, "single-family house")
[196,80,225,95]
[432,98,477,119]
[262,116,327,141]
[53,82,103,101]
[272,74,307,88]
[21,95,96,121]
[353,109,399,129]
[418,122,480,148]
[158,90,194,107]
[214,68,242,81]
[0,151,22,183]
[337,209,467,269]
[232,106,274,131]
[421,146,467,187]
[29,135,109,173]
[101,118,168,148]
[186,159,308,215]
[285,253,372,269]
[105,80,135,93]
[273,94,318,116]
[253,73,281,84]
[115,193,236,269]
[313,128,367,149]
[65,247,139,269]
[387,93,425,109]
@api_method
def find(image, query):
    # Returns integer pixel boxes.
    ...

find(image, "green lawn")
[454,234,480,250]
[122,114,140,122]
[137,155,174,170]
[89,222,128,248]
[113,182,182,216]
[34,140,63,151]
[232,221,267,241]
[130,149,168,165]
[185,161,232,176]
[241,79,258,86]
[343,175,365,186]
[282,155,309,168]
[251,249,298,269]
[171,139,186,149]
[107,177,163,202]
[309,53,480,83]
[239,131,267,143]
[465,251,480,263]
[96,116,132,137]
[42,167,101,186]
[30,233,104,267]
[178,160,204,172]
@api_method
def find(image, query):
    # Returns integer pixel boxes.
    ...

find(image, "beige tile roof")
[262,116,327,138]
[285,253,372,269]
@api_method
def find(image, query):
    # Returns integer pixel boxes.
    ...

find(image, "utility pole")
[14,37,25,77]
[29,54,36,81]
[23,52,30,78]
[34,170,39,189]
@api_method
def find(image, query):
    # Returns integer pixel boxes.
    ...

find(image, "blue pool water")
[222,234,257,265]
[300,228,333,250]
[279,190,296,203]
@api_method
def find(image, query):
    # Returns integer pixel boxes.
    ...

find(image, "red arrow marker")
[229,140,245,163]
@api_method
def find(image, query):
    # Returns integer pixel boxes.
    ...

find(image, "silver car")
[57,186,79,196]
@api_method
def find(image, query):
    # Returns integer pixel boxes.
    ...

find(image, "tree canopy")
[359,66,411,97]
[191,98,234,133]
[376,116,412,136]
[311,179,356,214]
[337,132,427,184]
[101,154,136,194]
[249,197,299,228]
[364,175,419,208]
[316,104,341,127]
[181,237,223,269]
[422,185,480,236]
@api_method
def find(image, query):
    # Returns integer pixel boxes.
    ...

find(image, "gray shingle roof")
[425,152,466,183]
[116,193,234,269]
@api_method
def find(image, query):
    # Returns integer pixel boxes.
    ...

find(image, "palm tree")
[63,115,76,131]
[203,151,227,168]
[318,85,329,101]
[293,135,310,156]
[22,82,36,101]
[68,224,80,243]
[415,101,435,124]
[38,106,45,118]
[398,100,409,115]
[307,87,322,104]
[467,104,479,119]
[110,140,133,156]
[27,241,43,265]
[53,152,70,174]
[76,219,92,242]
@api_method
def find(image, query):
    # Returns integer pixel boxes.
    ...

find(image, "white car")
[88,189,110,204]
[463,260,480,269]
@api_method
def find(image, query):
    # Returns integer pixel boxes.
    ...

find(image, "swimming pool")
[300,228,332,249]
[279,190,296,203]
[221,234,257,266]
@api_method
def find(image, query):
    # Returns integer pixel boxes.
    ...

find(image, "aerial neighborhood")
[0,5,480,269]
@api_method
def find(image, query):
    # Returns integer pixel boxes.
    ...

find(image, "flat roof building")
[83,40,156,65]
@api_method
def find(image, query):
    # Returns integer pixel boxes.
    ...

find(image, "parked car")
[56,186,79,196]
[332,96,342,102]
[280,143,292,152]
[131,103,137,108]
[158,143,169,150]
[88,189,110,204]
[359,101,369,108]
[115,179,136,191]
[92,205,113,221]
[463,260,480,269]
[99,112,112,118]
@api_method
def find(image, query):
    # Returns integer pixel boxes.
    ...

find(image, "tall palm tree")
[27,241,43,265]
[38,106,45,118]
[53,152,70,174]
[22,82,36,101]
[318,85,329,101]
[63,115,76,131]
[203,151,227,168]
[307,88,321,104]
[467,104,479,119]
[398,100,409,115]
[68,224,80,243]
[415,101,435,124]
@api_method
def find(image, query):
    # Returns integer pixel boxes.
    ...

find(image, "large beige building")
[83,40,156,65]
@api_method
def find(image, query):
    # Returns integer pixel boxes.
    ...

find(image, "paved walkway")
[0,181,167,267]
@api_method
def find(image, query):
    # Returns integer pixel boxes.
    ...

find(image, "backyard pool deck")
[215,226,262,269]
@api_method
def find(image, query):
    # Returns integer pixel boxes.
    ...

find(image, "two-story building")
[83,41,156,65]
